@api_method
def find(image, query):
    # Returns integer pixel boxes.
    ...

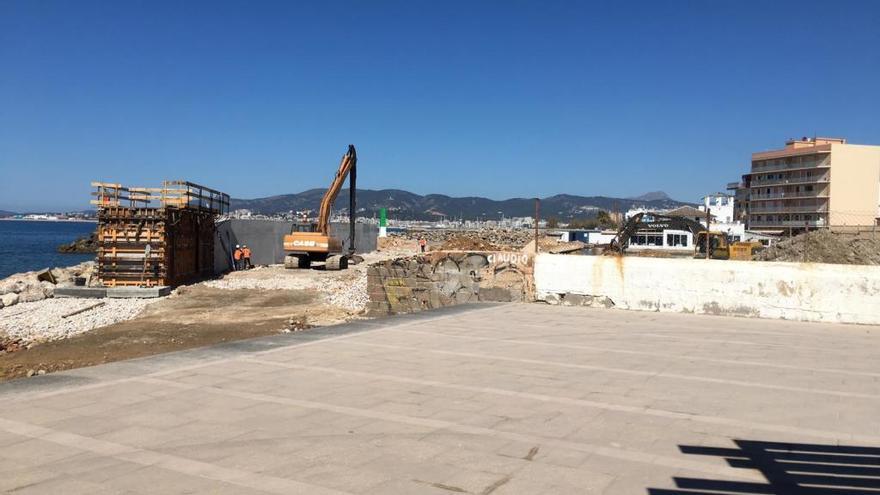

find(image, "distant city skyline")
[2,1,879,211]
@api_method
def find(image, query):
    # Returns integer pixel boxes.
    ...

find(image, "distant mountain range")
[230,189,693,221]
[0,210,17,217]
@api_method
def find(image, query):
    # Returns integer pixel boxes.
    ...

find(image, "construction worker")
[233,244,243,270]
[418,238,427,253]
[242,244,252,269]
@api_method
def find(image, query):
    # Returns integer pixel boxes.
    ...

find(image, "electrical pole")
[705,207,711,260]
[534,198,541,255]
[804,221,809,262]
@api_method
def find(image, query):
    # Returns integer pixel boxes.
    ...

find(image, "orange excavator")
[283,145,357,270]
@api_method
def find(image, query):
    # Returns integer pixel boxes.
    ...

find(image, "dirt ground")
[756,229,880,264]
[0,285,354,381]
[0,237,516,382]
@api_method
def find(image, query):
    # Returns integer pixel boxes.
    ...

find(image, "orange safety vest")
[233,249,243,260]
[419,239,426,246]
[242,247,251,258]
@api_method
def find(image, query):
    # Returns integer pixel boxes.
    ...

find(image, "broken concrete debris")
[392,228,535,250]
[543,292,615,308]
[0,262,98,309]
[756,229,880,265]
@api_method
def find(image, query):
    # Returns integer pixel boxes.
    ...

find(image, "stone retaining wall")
[366,251,533,316]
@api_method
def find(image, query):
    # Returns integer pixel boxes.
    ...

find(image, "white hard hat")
[236,244,240,248]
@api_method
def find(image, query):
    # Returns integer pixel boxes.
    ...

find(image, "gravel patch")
[202,270,323,291]
[324,275,369,312]
[0,298,157,345]
[201,263,370,313]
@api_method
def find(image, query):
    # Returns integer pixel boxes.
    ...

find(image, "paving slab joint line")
[383,328,880,379]
[0,416,351,495]
[338,340,880,401]
[243,358,874,445]
[134,376,764,483]
[0,303,510,403]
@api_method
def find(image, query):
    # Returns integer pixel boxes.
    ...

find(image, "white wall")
[700,194,735,223]
[535,253,880,325]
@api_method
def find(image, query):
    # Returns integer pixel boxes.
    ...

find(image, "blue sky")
[2,1,879,211]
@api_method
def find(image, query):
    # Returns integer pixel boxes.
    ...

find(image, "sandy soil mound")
[756,230,880,265]
[439,235,502,251]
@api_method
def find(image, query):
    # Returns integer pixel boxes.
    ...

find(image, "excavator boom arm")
[606,212,707,253]
[316,145,357,235]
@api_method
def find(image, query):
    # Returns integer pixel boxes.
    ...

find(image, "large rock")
[1,292,19,308]
[57,232,98,254]
[0,275,34,295]
[18,285,47,303]
[40,281,55,298]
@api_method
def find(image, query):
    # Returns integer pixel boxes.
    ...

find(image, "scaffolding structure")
[91,181,229,287]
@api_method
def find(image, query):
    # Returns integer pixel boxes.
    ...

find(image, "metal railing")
[749,174,830,187]
[750,205,829,214]
[751,158,830,173]
[749,219,827,227]
[749,190,830,201]
[92,180,230,214]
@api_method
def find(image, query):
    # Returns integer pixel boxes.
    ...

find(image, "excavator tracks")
[324,255,348,271]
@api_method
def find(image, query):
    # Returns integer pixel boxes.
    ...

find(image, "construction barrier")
[534,253,880,325]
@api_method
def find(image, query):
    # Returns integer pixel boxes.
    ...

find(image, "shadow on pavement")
[647,439,880,495]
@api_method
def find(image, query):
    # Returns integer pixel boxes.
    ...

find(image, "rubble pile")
[392,228,534,249]
[324,274,369,312]
[439,235,501,251]
[523,237,587,254]
[756,230,880,265]
[0,297,157,347]
[0,261,97,309]
[0,261,159,351]
[204,263,370,313]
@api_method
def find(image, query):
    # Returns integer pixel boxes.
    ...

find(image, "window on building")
[666,234,688,247]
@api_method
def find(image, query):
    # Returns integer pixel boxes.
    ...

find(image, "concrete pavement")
[1,303,879,494]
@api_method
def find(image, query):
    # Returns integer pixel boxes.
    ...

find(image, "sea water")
[0,221,96,279]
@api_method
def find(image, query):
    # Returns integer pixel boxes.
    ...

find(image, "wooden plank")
[62,302,106,319]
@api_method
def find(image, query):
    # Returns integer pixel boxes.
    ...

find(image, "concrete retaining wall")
[214,219,378,273]
[534,253,880,324]
[367,251,533,316]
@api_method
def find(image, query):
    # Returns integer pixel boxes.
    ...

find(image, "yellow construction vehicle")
[695,232,763,260]
[283,145,357,270]
[607,212,762,260]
